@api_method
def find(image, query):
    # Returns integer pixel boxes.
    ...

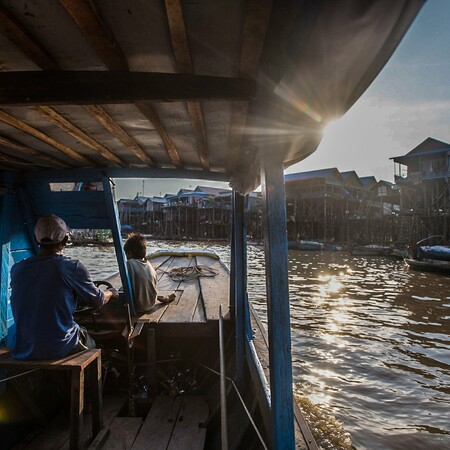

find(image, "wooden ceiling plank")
[135,102,183,169]
[164,0,193,73]
[58,0,129,71]
[0,4,59,70]
[0,151,52,170]
[0,110,92,165]
[33,106,126,166]
[227,101,250,172]
[164,0,209,170]
[59,0,184,169]
[186,101,208,169]
[0,4,127,167]
[0,163,18,172]
[0,71,256,105]
[83,105,156,166]
[0,151,37,165]
[227,0,273,173]
[0,134,68,167]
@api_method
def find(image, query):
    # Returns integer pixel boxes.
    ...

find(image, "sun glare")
[322,118,340,138]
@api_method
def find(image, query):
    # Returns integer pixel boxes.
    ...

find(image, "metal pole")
[219,304,228,450]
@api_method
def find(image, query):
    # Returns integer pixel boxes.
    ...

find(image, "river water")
[66,241,450,450]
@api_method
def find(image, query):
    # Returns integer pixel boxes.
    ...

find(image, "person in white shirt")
[124,234,174,313]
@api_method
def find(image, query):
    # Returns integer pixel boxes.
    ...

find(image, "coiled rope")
[159,265,219,282]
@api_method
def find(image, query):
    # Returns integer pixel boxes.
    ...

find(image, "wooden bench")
[0,348,104,450]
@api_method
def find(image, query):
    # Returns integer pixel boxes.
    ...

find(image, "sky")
[115,0,450,199]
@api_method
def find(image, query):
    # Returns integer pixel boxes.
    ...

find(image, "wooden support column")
[232,190,246,390]
[260,152,295,450]
[70,368,84,450]
[17,187,40,256]
[102,177,135,315]
[91,354,103,435]
[0,181,12,345]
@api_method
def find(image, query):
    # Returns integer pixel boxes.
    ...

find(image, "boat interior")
[0,1,424,448]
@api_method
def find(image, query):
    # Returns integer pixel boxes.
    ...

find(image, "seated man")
[10,214,118,360]
[124,233,175,314]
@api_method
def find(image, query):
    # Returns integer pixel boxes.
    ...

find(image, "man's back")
[11,254,103,360]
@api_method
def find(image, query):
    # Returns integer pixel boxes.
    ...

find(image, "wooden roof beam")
[135,102,182,169]
[84,105,155,167]
[0,163,17,172]
[0,134,68,167]
[58,0,129,71]
[0,110,92,165]
[164,0,209,170]
[0,4,59,70]
[0,5,125,167]
[0,71,256,105]
[32,106,126,167]
[227,0,273,173]
[0,152,41,168]
[58,0,184,169]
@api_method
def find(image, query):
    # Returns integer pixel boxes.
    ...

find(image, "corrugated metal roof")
[360,176,377,185]
[284,168,342,183]
[391,137,450,163]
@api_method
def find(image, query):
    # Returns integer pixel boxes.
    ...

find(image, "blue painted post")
[233,190,246,390]
[102,177,135,315]
[17,187,39,255]
[230,194,236,318]
[261,153,295,449]
[0,187,12,345]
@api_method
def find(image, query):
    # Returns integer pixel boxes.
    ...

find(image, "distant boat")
[405,257,450,274]
[69,229,114,246]
[405,237,450,274]
[350,244,393,256]
[288,240,338,251]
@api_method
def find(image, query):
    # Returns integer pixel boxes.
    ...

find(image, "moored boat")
[404,257,450,275]
[350,243,393,256]
[69,229,114,246]
[405,237,450,274]
[288,240,339,251]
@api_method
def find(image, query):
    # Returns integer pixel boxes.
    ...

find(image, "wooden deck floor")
[14,394,209,450]
[94,253,230,329]
[137,254,230,325]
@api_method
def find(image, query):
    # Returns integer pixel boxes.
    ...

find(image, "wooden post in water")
[261,152,295,449]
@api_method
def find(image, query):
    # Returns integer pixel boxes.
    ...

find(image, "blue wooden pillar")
[0,186,12,344]
[232,190,246,390]
[261,153,295,449]
[102,177,135,315]
[17,187,39,255]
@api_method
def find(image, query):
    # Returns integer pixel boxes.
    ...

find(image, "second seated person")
[124,234,175,314]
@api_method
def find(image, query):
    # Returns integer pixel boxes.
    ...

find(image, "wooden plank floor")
[13,394,127,450]
[138,255,230,325]
[98,395,209,450]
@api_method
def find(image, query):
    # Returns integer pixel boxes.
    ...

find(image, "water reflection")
[66,243,450,450]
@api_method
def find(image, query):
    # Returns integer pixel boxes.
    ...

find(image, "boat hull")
[405,258,450,274]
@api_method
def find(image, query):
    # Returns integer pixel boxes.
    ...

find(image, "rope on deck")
[158,265,219,282]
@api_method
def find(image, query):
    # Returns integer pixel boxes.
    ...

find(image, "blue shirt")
[10,254,104,360]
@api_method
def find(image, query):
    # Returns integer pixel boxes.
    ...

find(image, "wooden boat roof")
[0,0,424,193]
